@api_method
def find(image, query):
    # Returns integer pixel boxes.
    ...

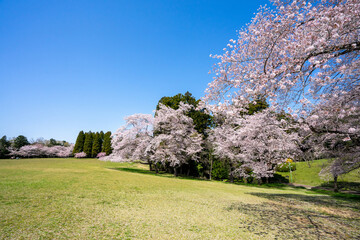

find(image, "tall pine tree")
[92,132,102,157]
[73,131,85,153]
[83,132,93,157]
[102,131,112,155]
[100,131,104,142]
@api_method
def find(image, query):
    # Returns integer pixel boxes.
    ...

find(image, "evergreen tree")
[0,135,10,158]
[83,132,93,157]
[92,132,102,157]
[13,135,30,149]
[100,131,105,141]
[102,131,112,155]
[73,131,85,153]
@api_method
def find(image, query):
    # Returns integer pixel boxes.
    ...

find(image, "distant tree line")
[0,135,73,159]
[73,131,112,158]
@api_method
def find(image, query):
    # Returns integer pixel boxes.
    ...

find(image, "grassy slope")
[277,159,360,187]
[0,158,359,239]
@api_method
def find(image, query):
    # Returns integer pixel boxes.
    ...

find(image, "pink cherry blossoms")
[105,113,153,162]
[103,103,203,176]
[10,144,74,158]
[204,0,359,114]
[210,109,298,181]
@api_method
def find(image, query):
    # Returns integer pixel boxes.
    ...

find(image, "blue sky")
[0,0,269,143]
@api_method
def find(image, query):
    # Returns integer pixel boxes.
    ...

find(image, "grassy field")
[277,159,360,190]
[0,158,359,239]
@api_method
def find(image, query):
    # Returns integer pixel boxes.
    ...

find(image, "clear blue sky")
[0,0,269,143]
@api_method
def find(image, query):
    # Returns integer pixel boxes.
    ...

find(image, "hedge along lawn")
[277,159,360,188]
[0,159,359,239]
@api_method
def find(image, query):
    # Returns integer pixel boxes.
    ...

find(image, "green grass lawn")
[277,159,360,190]
[0,158,359,239]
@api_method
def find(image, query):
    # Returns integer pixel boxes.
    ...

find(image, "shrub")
[211,159,230,180]
[75,152,87,158]
[96,152,106,158]
[276,162,296,172]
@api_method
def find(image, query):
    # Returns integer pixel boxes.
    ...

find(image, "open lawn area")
[0,158,359,239]
[277,159,360,191]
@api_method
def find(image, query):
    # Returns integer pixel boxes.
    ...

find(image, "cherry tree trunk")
[334,176,338,192]
[149,162,153,171]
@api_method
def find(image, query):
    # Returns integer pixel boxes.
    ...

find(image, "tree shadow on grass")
[320,181,360,192]
[248,192,360,211]
[228,192,360,239]
[108,167,208,182]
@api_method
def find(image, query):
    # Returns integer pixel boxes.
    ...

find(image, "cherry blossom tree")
[102,114,154,166]
[210,109,298,183]
[204,0,359,115]
[203,0,359,188]
[146,103,203,176]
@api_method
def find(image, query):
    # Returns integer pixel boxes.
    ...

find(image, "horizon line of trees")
[0,135,73,159]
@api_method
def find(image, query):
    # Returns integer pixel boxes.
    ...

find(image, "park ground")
[0,158,359,239]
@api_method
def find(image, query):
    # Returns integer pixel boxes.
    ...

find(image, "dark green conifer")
[102,131,112,155]
[100,131,105,141]
[73,131,85,153]
[92,132,102,157]
[83,132,93,157]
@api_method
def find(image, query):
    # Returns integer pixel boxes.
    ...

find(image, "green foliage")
[13,135,30,149]
[73,131,85,154]
[92,132,102,157]
[276,162,296,172]
[102,131,112,155]
[156,91,213,136]
[49,138,57,146]
[211,159,230,180]
[0,135,10,158]
[83,132,93,157]
[245,97,269,115]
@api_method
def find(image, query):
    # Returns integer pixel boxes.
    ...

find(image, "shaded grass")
[0,158,359,239]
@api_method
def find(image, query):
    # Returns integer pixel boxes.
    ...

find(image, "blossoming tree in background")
[105,114,154,167]
[9,144,74,158]
[146,103,203,176]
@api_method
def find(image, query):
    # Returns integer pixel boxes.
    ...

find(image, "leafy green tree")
[92,132,102,157]
[0,135,10,158]
[156,91,213,136]
[73,131,85,153]
[49,138,57,146]
[102,131,112,155]
[13,135,30,149]
[83,132,93,157]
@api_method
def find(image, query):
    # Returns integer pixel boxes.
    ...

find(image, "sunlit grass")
[0,158,359,239]
[277,159,360,189]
